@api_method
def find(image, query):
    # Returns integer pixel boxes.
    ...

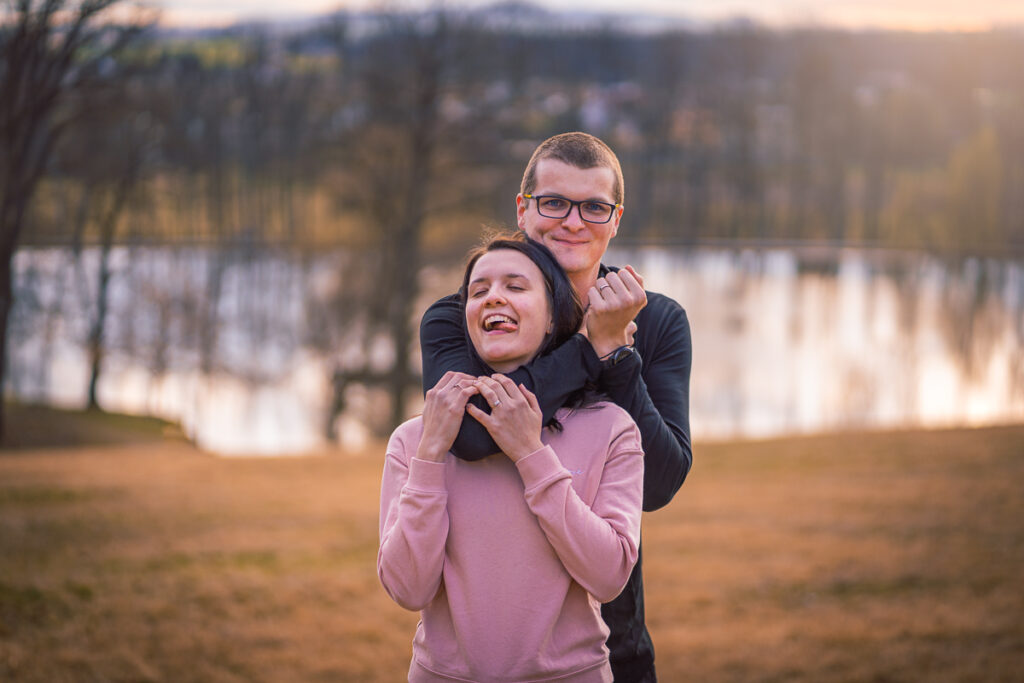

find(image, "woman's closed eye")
[471,281,527,297]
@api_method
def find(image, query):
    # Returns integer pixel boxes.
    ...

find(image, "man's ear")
[516,194,527,229]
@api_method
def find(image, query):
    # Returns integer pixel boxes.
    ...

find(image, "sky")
[157,0,1024,32]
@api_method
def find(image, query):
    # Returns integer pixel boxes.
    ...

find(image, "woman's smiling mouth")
[483,314,518,333]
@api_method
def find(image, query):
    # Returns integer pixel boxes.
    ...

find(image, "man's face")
[516,158,622,286]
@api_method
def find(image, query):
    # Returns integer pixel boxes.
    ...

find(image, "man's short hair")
[520,132,624,205]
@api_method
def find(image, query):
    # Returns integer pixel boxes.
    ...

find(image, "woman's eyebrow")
[470,272,528,286]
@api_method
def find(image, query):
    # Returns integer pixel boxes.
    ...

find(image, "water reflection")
[611,245,1024,439]
[8,245,1023,453]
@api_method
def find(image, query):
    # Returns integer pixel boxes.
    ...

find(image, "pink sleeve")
[377,431,449,611]
[516,419,643,603]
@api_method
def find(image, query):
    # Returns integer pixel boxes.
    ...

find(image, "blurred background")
[4,3,1024,682]
[3,0,1023,454]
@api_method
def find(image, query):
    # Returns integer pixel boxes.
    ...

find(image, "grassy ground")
[1,411,1022,682]
[1,403,186,450]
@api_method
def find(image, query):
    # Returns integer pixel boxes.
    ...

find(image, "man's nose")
[562,204,586,230]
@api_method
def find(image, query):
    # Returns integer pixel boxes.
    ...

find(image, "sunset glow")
[157,0,1024,31]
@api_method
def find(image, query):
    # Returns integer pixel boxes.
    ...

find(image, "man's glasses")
[523,194,620,224]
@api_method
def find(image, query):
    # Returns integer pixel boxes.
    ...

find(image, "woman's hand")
[417,371,480,462]
[466,374,544,462]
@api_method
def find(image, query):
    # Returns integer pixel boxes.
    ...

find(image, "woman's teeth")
[484,314,517,332]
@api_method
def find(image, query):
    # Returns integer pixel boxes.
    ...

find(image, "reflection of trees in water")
[8,250,72,401]
[827,249,1023,382]
[847,252,1023,420]
[299,246,403,438]
[627,245,1024,437]
[6,246,424,441]
[940,258,1021,381]
[9,246,1023,448]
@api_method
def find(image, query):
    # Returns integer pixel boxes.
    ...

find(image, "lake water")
[8,245,1024,454]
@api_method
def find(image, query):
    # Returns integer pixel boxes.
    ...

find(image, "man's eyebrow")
[538,192,613,203]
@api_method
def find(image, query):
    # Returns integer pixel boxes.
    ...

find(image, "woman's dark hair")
[460,231,584,358]
[459,231,591,429]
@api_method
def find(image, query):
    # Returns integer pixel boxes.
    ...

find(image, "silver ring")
[493,400,502,407]
[599,285,611,292]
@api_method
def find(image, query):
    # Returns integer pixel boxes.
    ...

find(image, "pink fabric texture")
[378,402,644,682]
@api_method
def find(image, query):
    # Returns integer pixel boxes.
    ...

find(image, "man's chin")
[552,254,593,275]
[545,243,580,261]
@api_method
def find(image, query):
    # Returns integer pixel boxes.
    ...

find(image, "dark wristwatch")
[602,345,636,367]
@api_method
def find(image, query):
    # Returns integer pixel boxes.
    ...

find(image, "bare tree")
[85,125,149,409]
[0,0,149,437]
[329,8,473,433]
[48,56,155,410]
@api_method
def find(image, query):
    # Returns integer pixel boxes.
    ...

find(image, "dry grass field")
[1,407,1022,682]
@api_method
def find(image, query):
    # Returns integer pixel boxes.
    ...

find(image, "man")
[420,131,693,681]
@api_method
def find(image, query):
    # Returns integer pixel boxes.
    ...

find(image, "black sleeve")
[597,295,692,512]
[419,293,602,461]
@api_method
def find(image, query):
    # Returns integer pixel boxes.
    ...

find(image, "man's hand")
[585,265,647,358]
[417,371,480,462]
[466,375,544,462]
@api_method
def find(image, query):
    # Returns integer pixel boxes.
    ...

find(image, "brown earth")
[1,410,1021,681]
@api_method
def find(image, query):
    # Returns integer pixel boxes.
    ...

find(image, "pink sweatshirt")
[378,402,643,682]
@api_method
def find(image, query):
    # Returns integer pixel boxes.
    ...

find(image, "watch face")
[610,346,634,365]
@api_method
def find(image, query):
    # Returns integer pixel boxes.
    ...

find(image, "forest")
[13,6,1024,253]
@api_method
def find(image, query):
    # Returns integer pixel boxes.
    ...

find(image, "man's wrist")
[590,335,631,359]
[599,344,636,366]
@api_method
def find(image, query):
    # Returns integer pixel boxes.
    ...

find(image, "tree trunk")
[0,248,12,441]
[86,169,134,410]
[388,280,416,429]
[86,231,114,410]
[0,187,35,442]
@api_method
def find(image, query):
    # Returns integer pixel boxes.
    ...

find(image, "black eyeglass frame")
[523,194,622,224]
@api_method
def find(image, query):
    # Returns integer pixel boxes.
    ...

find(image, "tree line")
[3,1,1023,439]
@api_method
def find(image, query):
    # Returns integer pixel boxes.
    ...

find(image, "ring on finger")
[493,399,502,408]
[599,284,612,292]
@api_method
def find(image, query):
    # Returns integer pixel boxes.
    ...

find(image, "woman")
[378,233,643,682]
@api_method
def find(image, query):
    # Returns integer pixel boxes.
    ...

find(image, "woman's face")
[465,249,553,374]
